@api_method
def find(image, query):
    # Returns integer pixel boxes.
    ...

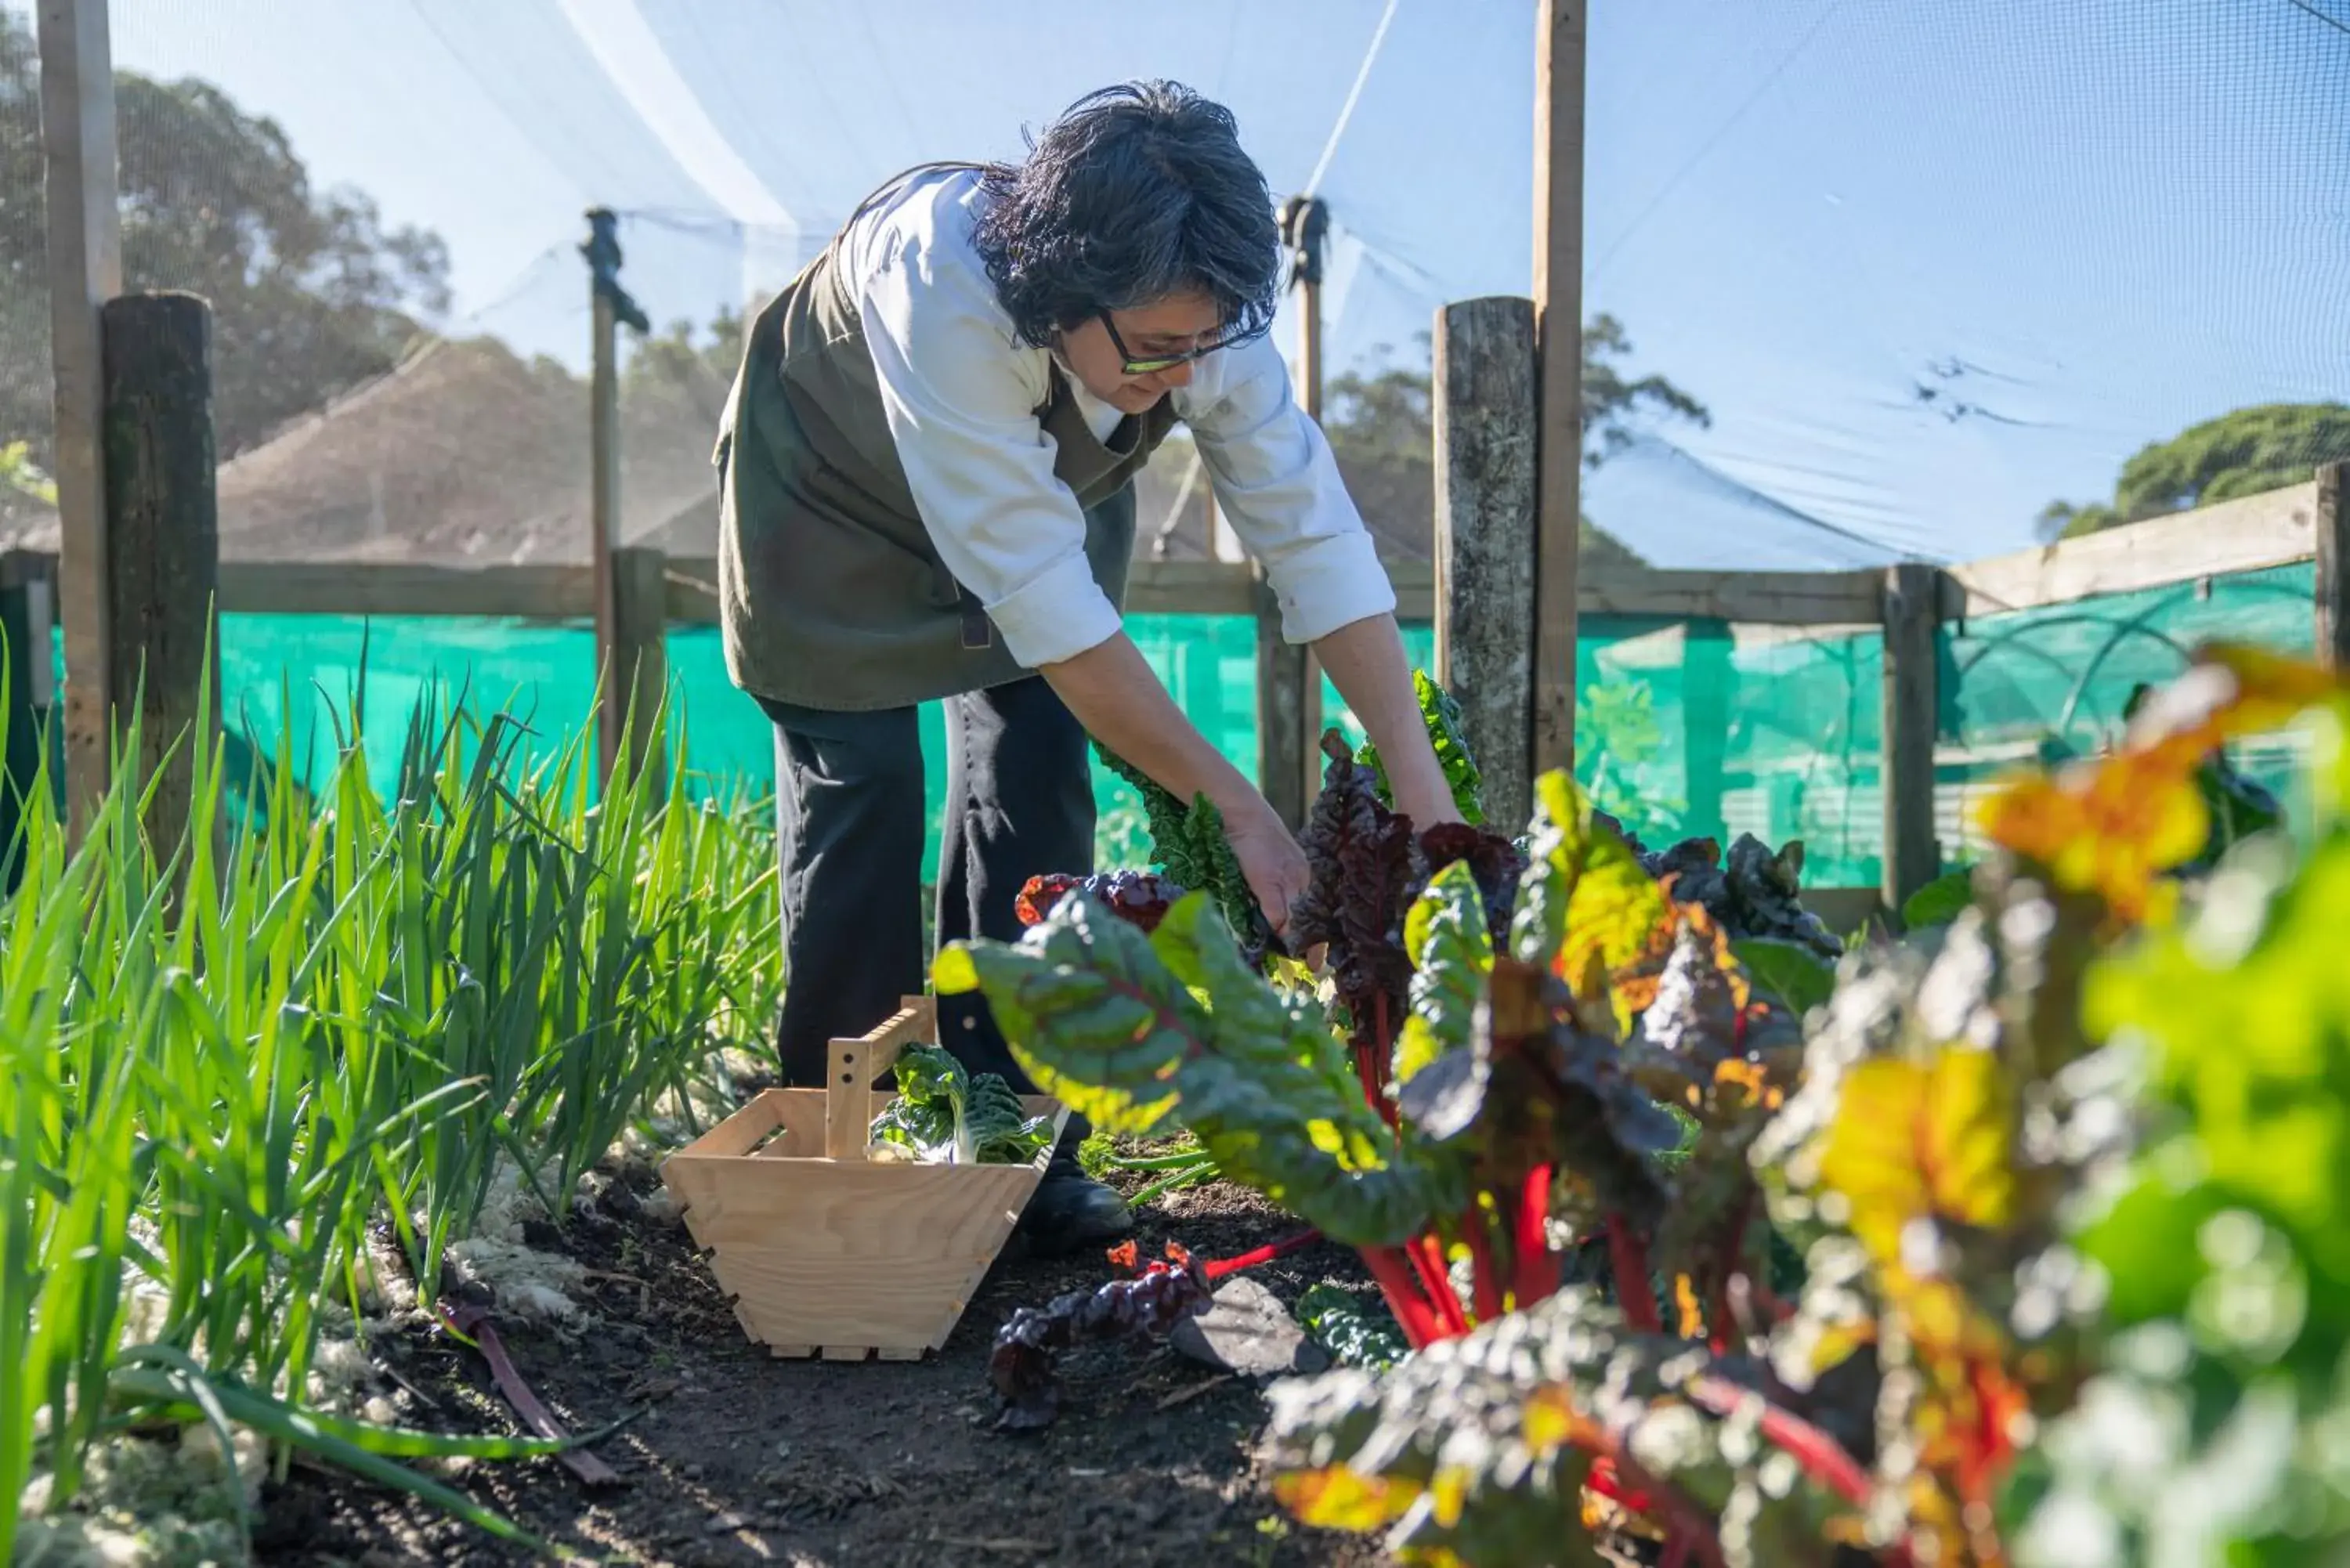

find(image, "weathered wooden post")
[610,544,670,790]
[1254,563,1311,829]
[1879,561,1940,921]
[2317,461,2347,672]
[101,291,220,859]
[1430,295,1538,833]
[583,208,651,786]
[1258,193,1330,826]
[1532,0,1587,779]
[38,0,123,841]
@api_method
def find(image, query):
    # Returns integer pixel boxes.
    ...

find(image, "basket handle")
[822,995,938,1162]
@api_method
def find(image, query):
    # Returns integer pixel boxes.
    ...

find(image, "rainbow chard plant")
[938,747,1815,1419]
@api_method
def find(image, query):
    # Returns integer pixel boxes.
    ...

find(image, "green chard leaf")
[937,891,1455,1246]
[1094,742,1280,964]
[1394,858,1493,1088]
[867,1044,1050,1165]
[1359,669,1488,826]
[1296,1283,1412,1371]
[1508,769,1672,997]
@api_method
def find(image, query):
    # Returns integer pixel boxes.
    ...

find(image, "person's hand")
[1220,793,1311,941]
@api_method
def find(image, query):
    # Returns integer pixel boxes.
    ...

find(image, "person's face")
[1055,291,1225,413]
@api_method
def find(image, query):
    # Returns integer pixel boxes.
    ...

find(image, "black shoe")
[1014,1151,1133,1259]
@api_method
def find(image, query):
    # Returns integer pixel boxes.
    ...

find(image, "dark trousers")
[758,677,1094,1122]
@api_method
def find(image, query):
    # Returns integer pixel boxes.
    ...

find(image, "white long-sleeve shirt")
[840,165,1395,671]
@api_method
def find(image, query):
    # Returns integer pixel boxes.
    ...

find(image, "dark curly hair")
[972,81,1282,351]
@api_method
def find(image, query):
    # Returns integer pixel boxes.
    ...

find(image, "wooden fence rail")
[4,448,2342,933]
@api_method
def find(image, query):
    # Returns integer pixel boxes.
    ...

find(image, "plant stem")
[1687,1375,1873,1506]
[1205,1228,1321,1281]
[1359,1245,1444,1349]
[1408,1233,1470,1339]
[1513,1164,1559,1303]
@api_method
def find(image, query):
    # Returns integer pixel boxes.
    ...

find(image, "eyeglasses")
[1096,309,1266,376]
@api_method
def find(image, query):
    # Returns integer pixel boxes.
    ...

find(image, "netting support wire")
[1298,0,1400,204]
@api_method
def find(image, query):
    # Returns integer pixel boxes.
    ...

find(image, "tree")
[1319,313,1710,567]
[2037,403,2350,540]
[0,11,451,468]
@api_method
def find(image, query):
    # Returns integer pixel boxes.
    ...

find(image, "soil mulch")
[250,1154,1397,1568]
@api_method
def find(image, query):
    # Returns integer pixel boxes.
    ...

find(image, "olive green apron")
[714,163,1179,712]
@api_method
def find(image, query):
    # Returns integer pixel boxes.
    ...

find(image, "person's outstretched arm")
[1181,335,1463,834]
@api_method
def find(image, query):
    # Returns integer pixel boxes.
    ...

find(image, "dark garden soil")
[251,1153,1398,1568]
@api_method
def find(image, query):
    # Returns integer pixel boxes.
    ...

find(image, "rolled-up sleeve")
[1181,334,1396,644]
[859,231,1122,670]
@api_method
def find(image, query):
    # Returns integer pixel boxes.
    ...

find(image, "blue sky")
[74,0,2350,565]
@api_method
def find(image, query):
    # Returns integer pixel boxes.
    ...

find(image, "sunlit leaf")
[942,891,1454,1246]
[1509,771,1672,1008]
[1394,860,1492,1089]
[1818,1049,2016,1266]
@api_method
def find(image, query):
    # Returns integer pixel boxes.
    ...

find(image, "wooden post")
[1430,296,1538,833]
[1271,194,1329,811]
[589,260,621,781]
[2317,461,2348,673]
[1532,0,1586,780]
[581,208,649,784]
[1880,561,1940,921]
[38,0,123,840]
[610,544,669,789]
[1255,563,1311,830]
[100,292,219,860]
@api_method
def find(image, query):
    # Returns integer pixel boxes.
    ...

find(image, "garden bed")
[249,1151,1392,1568]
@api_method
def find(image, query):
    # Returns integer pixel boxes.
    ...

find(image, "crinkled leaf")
[869,1044,1050,1165]
[1395,859,1492,1088]
[1297,1283,1412,1372]
[939,891,1452,1246]
[964,1073,1054,1165]
[1419,821,1528,939]
[1290,729,1419,1066]
[1508,770,1672,1007]
[1266,1293,1854,1566]
[1359,669,1488,826]
[868,1046,967,1161]
[1094,742,1279,962]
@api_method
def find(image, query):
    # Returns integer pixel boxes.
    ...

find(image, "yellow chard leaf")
[1274,1467,1421,1532]
[1509,769,1672,1013]
[1817,1048,2015,1267]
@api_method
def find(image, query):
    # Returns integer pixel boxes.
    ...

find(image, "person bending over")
[714,80,1462,1254]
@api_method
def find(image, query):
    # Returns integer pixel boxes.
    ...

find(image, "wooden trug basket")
[660,995,1067,1361]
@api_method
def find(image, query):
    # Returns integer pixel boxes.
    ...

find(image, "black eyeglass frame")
[1095,308,1270,375]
